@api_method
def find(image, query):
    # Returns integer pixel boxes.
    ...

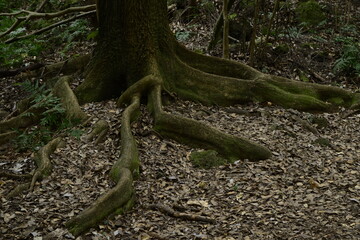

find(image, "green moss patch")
[190,150,228,169]
[296,0,326,26]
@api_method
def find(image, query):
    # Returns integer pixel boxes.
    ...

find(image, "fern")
[14,80,67,151]
[333,37,360,76]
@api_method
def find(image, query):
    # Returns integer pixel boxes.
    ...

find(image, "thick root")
[163,52,359,112]
[110,95,141,181]
[52,76,89,121]
[66,163,135,236]
[30,137,64,191]
[0,76,87,135]
[66,94,141,236]
[148,85,271,161]
[0,104,44,134]
[116,74,162,107]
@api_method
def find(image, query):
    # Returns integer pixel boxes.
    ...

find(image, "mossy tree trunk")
[65,0,360,236]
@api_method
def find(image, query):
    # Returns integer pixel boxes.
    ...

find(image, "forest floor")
[1,2,360,240]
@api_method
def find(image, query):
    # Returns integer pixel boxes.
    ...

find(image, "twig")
[36,0,49,12]
[292,115,320,136]
[5,10,96,44]
[147,232,168,240]
[0,5,96,40]
[0,170,32,179]
[147,203,216,224]
[0,62,45,78]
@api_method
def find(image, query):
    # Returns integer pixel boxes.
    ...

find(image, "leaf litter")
[1,96,359,239]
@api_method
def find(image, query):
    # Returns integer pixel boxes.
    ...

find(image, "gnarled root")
[173,44,360,111]
[30,137,64,191]
[66,94,141,236]
[84,119,109,144]
[52,76,89,121]
[148,84,271,161]
[63,42,360,237]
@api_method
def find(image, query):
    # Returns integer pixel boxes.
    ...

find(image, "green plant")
[333,37,360,77]
[0,17,45,67]
[175,30,191,42]
[295,0,326,26]
[13,81,67,151]
[15,126,52,151]
[69,129,84,140]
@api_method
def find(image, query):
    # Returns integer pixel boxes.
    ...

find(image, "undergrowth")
[333,36,360,77]
[13,80,83,151]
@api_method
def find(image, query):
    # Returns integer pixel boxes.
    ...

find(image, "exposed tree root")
[84,119,109,144]
[0,104,44,134]
[30,137,64,191]
[66,95,141,236]
[148,84,271,161]
[62,41,360,236]
[147,203,216,224]
[0,75,87,138]
[173,44,360,111]
[52,76,88,121]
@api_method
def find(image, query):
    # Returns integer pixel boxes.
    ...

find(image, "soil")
[1,1,360,239]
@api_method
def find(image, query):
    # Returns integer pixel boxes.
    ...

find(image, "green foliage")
[87,29,98,40]
[13,80,66,151]
[175,30,191,42]
[15,126,52,152]
[199,0,216,12]
[51,19,91,56]
[295,0,326,26]
[333,37,360,77]
[23,80,65,129]
[69,129,84,140]
[0,18,45,67]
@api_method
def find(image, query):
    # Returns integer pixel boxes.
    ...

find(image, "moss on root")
[149,85,271,161]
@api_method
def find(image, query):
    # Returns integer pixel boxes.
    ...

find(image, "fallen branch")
[0,5,95,39]
[0,62,45,78]
[5,10,96,44]
[147,203,216,224]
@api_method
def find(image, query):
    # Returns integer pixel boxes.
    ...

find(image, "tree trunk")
[76,0,174,103]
